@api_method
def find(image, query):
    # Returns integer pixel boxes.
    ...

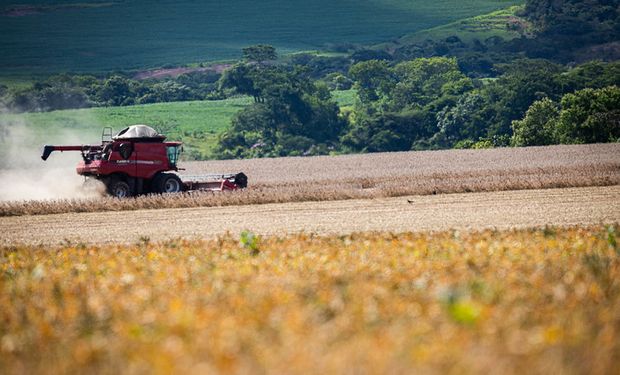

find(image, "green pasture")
[0,90,354,160]
[0,97,251,159]
[396,5,530,45]
[0,0,522,76]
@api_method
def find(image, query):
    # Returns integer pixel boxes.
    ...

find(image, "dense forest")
[213,0,620,158]
[1,0,618,158]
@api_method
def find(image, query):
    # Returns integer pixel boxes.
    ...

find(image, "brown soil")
[1,186,618,246]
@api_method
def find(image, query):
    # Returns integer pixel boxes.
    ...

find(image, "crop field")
[1,226,618,374]
[183,143,620,187]
[1,185,618,245]
[1,136,618,375]
[1,143,618,217]
[391,5,530,47]
[3,2,618,373]
[0,0,522,75]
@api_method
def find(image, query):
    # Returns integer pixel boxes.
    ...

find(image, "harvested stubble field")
[1,226,618,374]
[1,143,619,217]
[1,186,619,246]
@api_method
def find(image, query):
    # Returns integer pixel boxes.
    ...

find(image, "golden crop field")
[1,143,619,217]
[1,226,618,374]
[184,143,620,186]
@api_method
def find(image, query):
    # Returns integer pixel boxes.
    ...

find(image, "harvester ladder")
[102,127,113,144]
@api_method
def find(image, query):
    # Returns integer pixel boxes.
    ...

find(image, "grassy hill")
[392,5,531,45]
[0,0,521,76]
[0,91,359,160]
[0,97,250,160]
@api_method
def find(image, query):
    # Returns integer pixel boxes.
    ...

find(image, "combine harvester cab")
[41,125,247,198]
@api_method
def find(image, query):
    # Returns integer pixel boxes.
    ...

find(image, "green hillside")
[0,89,359,160]
[395,5,530,45]
[0,97,252,159]
[0,0,521,75]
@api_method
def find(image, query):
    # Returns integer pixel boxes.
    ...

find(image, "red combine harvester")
[41,125,247,198]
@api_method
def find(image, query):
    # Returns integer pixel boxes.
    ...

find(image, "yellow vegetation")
[1,226,619,374]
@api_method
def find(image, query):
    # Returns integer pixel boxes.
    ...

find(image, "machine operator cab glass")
[167,145,182,168]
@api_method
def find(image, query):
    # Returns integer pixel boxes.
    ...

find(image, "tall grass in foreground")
[1,226,618,374]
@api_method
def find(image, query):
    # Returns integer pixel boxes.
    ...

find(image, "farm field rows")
[2,143,618,216]
[379,5,528,48]
[1,186,618,246]
[1,142,618,375]
[185,143,620,186]
[1,226,618,374]
[0,0,521,75]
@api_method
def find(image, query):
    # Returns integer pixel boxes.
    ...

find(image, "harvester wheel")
[107,178,132,198]
[157,173,183,194]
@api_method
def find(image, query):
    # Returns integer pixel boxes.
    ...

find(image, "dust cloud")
[0,113,105,202]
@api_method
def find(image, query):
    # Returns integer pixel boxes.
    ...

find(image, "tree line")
[1,0,618,158]
[212,56,619,158]
[0,70,223,113]
[210,0,619,157]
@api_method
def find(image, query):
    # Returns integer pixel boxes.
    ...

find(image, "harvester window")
[167,146,181,167]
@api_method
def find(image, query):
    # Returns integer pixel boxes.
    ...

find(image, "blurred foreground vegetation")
[1,226,618,374]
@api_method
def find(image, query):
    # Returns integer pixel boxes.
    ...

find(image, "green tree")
[214,65,345,158]
[561,61,620,93]
[341,110,428,152]
[348,60,395,107]
[323,73,353,90]
[487,59,564,136]
[521,0,619,61]
[435,91,489,147]
[511,97,559,146]
[96,75,132,106]
[345,57,473,152]
[137,81,194,104]
[242,44,278,64]
[555,86,620,144]
[390,57,471,111]
[524,0,618,37]
[218,64,264,102]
